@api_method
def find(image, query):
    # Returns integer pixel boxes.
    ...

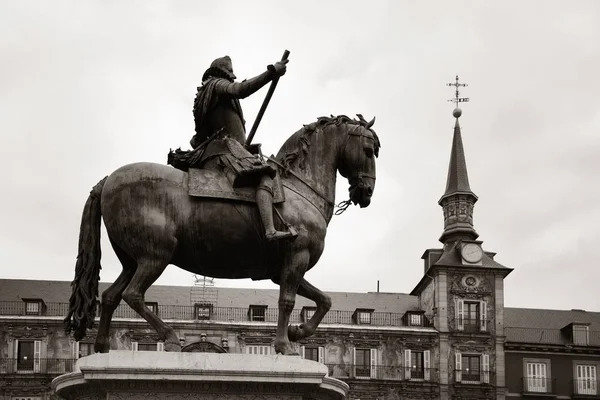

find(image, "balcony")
[520,377,557,396]
[455,369,494,385]
[0,358,75,375]
[456,317,487,333]
[326,364,437,381]
[572,379,600,398]
[0,301,433,328]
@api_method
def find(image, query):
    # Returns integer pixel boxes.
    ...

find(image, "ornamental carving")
[182,340,227,353]
[7,325,49,339]
[450,273,492,295]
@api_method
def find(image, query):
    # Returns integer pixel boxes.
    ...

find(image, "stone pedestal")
[52,351,348,400]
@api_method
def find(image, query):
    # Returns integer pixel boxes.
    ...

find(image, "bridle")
[270,122,376,218]
[334,124,377,215]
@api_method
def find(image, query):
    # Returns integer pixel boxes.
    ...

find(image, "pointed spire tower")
[439,76,478,244]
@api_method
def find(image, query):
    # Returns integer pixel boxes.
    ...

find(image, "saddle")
[185,167,285,205]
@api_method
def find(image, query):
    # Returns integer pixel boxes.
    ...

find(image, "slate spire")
[438,108,479,243]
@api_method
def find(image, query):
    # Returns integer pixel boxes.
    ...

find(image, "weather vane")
[447,75,469,106]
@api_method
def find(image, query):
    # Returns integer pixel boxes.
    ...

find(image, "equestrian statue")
[64,51,381,355]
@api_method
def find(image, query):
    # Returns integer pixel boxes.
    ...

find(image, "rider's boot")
[256,178,295,242]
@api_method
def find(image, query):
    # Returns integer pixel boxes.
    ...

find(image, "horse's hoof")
[164,342,182,352]
[94,342,108,354]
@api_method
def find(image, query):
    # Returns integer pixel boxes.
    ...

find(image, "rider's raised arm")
[213,70,274,99]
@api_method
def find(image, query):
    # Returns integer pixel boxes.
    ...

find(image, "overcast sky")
[1,1,599,312]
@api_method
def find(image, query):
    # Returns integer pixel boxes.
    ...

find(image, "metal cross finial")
[447,75,469,105]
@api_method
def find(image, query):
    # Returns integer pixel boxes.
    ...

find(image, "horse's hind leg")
[287,277,331,342]
[274,250,308,355]
[95,241,136,353]
[122,251,180,352]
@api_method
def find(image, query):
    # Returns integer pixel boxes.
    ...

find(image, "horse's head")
[337,115,380,208]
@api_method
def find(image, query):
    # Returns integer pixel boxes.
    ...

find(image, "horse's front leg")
[288,277,331,342]
[274,250,308,355]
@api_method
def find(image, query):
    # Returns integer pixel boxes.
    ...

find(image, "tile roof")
[0,279,419,314]
[505,307,600,346]
[505,307,600,330]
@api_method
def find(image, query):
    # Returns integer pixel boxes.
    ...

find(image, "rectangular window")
[456,299,487,332]
[410,314,423,326]
[573,325,590,346]
[145,302,158,314]
[526,362,548,393]
[249,306,267,321]
[195,304,212,320]
[137,343,158,351]
[355,348,370,378]
[301,346,324,363]
[464,302,480,333]
[25,301,40,316]
[78,343,94,358]
[246,345,271,355]
[463,355,481,383]
[354,348,377,379]
[16,340,41,373]
[576,364,597,395]
[358,311,372,324]
[405,349,431,381]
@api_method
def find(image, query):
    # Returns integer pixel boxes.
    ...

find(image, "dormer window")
[249,305,267,321]
[353,308,374,325]
[194,303,213,320]
[145,302,158,314]
[561,322,590,346]
[301,307,316,323]
[573,325,590,346]
[22,299,45,316]
[403,311,426,327]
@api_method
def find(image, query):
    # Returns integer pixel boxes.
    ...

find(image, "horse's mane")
[277,114,380,171]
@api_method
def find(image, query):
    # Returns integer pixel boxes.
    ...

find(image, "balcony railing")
[573,379,599,396]
[0,358,75,375]
[0,301,433,328]
[521,377,556,394]
[325,364,437,381]
[456,317,487,333]
[456,369,494,385]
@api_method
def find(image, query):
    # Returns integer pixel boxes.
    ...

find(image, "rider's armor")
[190,56,294,241]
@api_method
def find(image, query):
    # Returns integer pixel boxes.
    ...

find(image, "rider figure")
[190,56,294,242]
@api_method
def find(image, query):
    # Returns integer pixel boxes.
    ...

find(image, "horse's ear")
[367,116,376,128]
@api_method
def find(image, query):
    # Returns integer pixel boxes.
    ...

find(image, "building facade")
[1,111,598,400]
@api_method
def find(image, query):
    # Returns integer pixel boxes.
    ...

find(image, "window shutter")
[455,352,462,382]
[318,346,324,364]
[352,347,356,378]
[370,348,377,379]
[456,299,465,331]
[300,346,305,359]
[480,301,487,332]
[131,341,138,351]
[157,342,164,352]
[72,341,80,359]
[424,350,431,381]
[404,349,411,380]
[33,340,41,373]
[482,354,490,383]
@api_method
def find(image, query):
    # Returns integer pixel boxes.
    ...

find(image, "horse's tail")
[64,176,108,340]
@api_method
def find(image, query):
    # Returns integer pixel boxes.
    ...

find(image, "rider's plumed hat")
[202,55,237,81]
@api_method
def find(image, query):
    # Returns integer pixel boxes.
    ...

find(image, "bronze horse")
[64,114,380,355]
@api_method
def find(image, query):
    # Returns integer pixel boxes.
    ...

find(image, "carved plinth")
[51,351,348,400]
